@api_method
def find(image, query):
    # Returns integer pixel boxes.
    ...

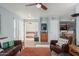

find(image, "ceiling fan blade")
[25,3,37,6]
[25,3,48,11]
[40,3,48,10]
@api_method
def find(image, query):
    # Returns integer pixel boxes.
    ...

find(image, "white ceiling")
[0,3,77,19]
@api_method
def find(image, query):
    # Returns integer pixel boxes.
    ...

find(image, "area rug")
[17,47,51,56]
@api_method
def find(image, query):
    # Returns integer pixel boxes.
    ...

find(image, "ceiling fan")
[25,3,48,10]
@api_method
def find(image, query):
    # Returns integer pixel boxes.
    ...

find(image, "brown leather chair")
[50,40,69,54]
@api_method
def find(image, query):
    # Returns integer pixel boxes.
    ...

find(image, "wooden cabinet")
[40,19,48,42]
[41,33,48,42]
[69,45,79,56]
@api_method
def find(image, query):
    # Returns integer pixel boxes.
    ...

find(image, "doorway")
[24,20,39,47]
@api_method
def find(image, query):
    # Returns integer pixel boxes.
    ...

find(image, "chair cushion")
[56,38,68,47]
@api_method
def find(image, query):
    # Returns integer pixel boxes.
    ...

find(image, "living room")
[0,3,79,56]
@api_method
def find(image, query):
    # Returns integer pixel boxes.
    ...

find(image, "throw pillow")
[56,38,68,48]
[2,42,9,49]
[8,40,14,47]
[58,38,68,44]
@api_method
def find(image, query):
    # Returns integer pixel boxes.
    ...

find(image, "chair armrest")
[50,40,58,45]
[0,53,8,56]
[50,45,62,54]
[14,40,22,46]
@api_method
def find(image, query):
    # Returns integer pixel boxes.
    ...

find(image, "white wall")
[0,6,21,40]
[19,20,24,41]
[75,4,79,46]
[76,17,79,45]
[26,21,39,32]
[48,18,60,42]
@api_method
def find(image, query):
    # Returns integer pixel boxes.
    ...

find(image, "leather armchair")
[50,40,69,54]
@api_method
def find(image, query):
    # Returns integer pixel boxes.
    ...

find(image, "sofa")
[50,40,69,54]
[0,40,22,56]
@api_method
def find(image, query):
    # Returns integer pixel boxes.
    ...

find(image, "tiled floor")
[36,42,50,47]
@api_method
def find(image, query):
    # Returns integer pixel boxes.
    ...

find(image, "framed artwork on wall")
[41,23,47,31]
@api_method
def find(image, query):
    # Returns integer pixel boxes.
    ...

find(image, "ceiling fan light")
[36,4,41,8]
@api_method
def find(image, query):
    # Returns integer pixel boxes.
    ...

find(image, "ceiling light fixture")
[36,4,41,8]
[28,14,32,24]
[28,14,31,19]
